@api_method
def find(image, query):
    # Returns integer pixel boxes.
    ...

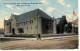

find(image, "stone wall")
[10,16,18,34]
[23,17,42,34]
[4,16,56,35]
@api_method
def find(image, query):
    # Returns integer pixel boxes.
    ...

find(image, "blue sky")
[0,0,78,28]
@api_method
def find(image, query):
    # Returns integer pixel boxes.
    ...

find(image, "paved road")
[0,35,78,49]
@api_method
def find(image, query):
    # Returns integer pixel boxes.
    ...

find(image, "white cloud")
[66,14,72,22]
[57,0,72,8]
[17,7,21,10]
[12,12,21,15]
[0,11,8,15]
[0,10,10,19]
[5,4,13,9]
[66,14,77,22]
[39,7,43,10]
[0,11,10,21]
[4,15,10,20]
[17,6,28,11]
[46,7,55,13]
[40,0,47,4]
[57,0,65,5]
[0,0,2,2]
[67,4,71,8]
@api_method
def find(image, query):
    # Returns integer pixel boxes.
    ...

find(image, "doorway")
[12,28,15,34]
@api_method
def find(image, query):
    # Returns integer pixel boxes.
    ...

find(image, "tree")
[57,15,68,33]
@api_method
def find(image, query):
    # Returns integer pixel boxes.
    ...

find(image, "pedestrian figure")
[37,34,41,40]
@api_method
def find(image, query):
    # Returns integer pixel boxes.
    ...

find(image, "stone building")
[63,19,78,34]
[71,19,78,34]
[4,9,56,35]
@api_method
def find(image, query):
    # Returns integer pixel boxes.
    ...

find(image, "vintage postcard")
[0,0,78,50]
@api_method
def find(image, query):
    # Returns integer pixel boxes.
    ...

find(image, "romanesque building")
[4,9,56,35]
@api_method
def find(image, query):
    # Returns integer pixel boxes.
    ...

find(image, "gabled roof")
[11,9,53,23]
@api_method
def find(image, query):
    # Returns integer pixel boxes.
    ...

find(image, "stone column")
[53,18,56,34]
[37,17,42,34]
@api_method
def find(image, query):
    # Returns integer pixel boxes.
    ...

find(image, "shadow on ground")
[0,38,25,42]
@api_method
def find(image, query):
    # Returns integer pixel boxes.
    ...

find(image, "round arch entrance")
[12,28,15,34]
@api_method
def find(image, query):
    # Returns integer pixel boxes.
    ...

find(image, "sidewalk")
[0,34,78,41]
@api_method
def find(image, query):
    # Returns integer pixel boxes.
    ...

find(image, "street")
[0,35,78,49]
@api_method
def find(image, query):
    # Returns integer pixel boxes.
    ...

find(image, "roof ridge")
[10,8,54,23]
[19,8,40,16]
